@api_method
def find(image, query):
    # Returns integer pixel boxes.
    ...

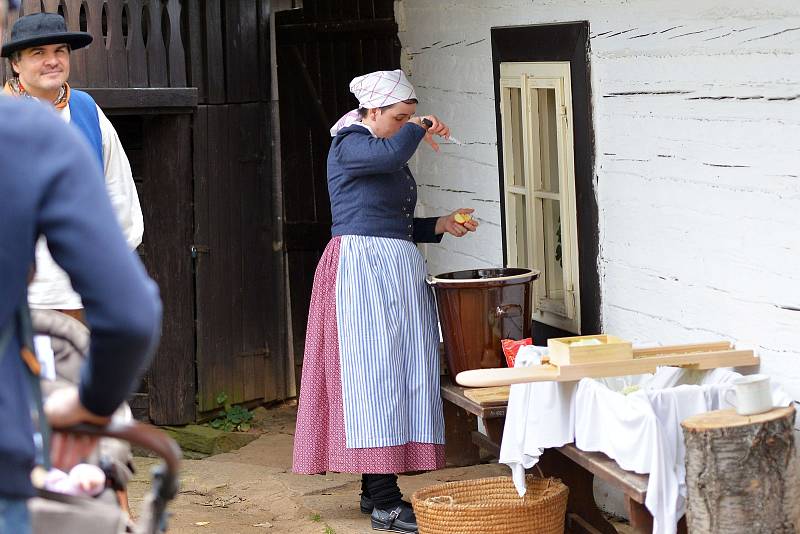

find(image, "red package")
[501,337,533,368]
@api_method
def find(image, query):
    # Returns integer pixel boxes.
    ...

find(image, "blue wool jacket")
[0,98,162,498]
[328,122,443,244]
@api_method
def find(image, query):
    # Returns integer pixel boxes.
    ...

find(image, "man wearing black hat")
[2,11,143,324]
[0,1,161,532]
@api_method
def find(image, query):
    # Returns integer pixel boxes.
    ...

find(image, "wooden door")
[191,1,283,414]
[276,0,401,382]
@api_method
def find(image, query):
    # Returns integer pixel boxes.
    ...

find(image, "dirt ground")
[128,402,630,534]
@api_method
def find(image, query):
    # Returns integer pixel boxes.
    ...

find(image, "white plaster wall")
[399,0,800,404]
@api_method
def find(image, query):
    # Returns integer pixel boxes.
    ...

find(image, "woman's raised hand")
[410,115,451,152]
[436,208,479,237]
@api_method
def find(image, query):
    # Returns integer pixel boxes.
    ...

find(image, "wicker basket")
[411,475,568,534]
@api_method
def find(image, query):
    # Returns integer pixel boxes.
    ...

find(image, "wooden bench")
[441,379,687,534]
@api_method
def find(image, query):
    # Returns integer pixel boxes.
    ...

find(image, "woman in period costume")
[292,69,478,533]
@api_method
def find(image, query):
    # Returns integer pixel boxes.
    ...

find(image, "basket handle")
[533,464,554,490]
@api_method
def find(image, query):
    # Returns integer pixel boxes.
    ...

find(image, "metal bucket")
[428,268,540,377]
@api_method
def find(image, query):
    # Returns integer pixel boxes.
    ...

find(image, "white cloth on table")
[500,355,793,534]
[28,104,143,310]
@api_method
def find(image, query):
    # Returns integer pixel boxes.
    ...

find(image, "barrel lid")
[428,268,540,285]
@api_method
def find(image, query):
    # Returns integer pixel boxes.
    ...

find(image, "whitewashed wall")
[399,0,800,403]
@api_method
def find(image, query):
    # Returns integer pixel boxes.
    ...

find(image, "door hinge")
[191,245,210,258]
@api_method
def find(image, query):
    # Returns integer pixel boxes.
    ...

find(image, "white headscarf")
[329,69,417,136]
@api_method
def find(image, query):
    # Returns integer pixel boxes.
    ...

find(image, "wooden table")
[441,378,687,534]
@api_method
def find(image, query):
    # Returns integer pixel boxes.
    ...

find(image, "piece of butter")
[454,212,472,224]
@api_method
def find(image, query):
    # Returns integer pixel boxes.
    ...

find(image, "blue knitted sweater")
[0,98,162,498]
[327,122,443,243]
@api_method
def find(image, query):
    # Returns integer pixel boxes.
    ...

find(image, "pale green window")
[500,62,581,333]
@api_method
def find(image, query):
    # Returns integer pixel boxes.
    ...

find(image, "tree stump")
[681,406,799,534]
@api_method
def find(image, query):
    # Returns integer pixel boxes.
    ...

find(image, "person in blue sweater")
[0,1,162,531]
[293,69,478,533]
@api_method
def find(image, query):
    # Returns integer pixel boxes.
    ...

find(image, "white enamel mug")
[724,374,773,416]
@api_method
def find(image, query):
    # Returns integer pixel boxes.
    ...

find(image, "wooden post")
[681,406,799,534]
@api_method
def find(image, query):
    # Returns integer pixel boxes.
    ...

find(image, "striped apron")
[336,235,444,448]
[292,235,446,474]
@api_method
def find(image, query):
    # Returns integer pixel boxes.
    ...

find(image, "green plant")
[209,392,254,432]
[323,526,336,534]
[309,513,321,522]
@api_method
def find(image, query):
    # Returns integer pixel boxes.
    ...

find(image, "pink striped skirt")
[292,236,445,474]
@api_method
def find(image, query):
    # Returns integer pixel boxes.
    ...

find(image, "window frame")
[491,22,599,339]
[499,61,582,334]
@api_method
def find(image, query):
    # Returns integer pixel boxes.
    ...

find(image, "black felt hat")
[1,12,92,58]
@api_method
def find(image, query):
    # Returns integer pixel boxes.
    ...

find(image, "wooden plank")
[361,37,378,73]
[224,0,259,103]
[145,0,168,87]
[81,87,198,109]
[538,448,619,534]
[632,341,732,358]
[227,103,245,405]
[257,0,272,102]
[141,113,196,424]
[125,0,148,87]
[82,0,107,87]
[626,499,654,534]
[558,444,648,502]
[193,104,215,411]
[318,41,337,124]
[197,104,226,411]
[20,0,41,14]
[278,47,316,222]
[463,386,510,406]
[379,35,400,70]
[440,379,508,419]
[239,102,258,404]
[456,349,760,387]
[471,430,500,457]
[357,0,375,20]
[373,0,394,18]
[184,0,206,101]
[128,393,150,422]
[443,400,481,467]
[203,0,226,103]
[288,45,331,132]
[105,0,128,88]
[41,1,63,14]
[286,250,321,366]
[261,98,285,402]
[165,0,187,87]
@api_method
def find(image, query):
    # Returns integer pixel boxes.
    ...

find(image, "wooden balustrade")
[1,0,187,89]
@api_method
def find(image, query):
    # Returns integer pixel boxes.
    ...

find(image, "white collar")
[353,122,377,138]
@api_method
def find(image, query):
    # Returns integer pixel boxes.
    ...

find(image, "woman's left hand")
[436,208,480,237]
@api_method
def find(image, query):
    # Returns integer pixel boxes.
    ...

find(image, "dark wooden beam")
[81,88,199,110]
[278,18,397,44]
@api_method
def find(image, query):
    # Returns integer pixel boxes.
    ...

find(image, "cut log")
[681,406,799,534]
